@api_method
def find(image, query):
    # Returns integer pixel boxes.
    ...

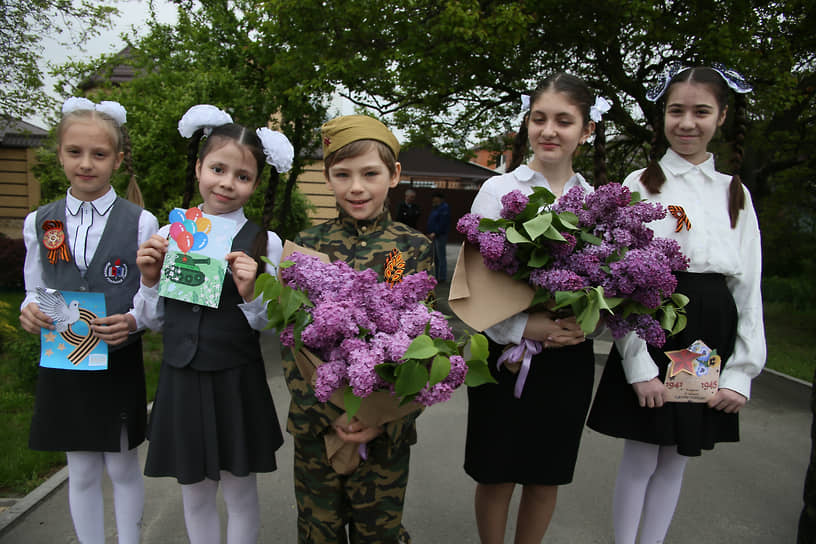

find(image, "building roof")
[399,145,497,182]
[78,46,139,91]
[0,118,49,148]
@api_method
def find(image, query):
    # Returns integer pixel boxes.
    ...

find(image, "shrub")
[762,276,816,312]
[0,236,25,289]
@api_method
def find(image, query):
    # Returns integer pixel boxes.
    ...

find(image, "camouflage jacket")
[282,209,435,445]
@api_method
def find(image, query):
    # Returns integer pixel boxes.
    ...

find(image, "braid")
[592,120,608,187]
[121,126,144,207]
[727,93,747,228]
[183,129,204,208]
[262,166,281,230]
[639,112,667,194]
[508,113,529,172]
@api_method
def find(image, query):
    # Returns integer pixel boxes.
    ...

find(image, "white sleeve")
[615,331,660,383]
[720,190,766,398]
[21,211,45,310]
[126,210,160,330]
[237,230,283,332]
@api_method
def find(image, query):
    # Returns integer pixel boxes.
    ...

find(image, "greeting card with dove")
[37,287,108,370]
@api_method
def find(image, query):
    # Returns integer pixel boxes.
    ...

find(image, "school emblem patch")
[104,258,128,284]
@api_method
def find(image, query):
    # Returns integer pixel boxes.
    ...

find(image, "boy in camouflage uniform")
[283,115,434,543]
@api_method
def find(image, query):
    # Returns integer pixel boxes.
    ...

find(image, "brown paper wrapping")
[280,240,422,474]
[293,348,422,474]
[448,242,535,332]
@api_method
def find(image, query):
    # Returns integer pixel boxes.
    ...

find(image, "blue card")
[38,289,108,371]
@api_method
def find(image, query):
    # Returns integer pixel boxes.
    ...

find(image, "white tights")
[613,439,689,544]
[181,472,260,544]
[66,427,144,544]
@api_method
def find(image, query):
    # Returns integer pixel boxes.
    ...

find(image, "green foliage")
[762,275,816,312]
[1,0,118,119]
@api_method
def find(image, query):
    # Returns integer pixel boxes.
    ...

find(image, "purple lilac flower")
[529,268,588,292]
[426,310,454,340]
[456,213,483,245]
[606,313,667,347]
[446,355,467,386]
[314,360,349,402]
[415,381,456,406]
[650,237,690,271]
[547,232,576,259]
[500,190,529,219]
[477,230,510,268]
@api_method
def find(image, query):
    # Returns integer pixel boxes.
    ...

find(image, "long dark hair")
[509,73,608,187]
[640,67,747,228]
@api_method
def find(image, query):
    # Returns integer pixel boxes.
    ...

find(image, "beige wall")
[0,148,39,238]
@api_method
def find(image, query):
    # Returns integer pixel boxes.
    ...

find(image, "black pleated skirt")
[465,337,595,485]
[587,272,739,457]
[29,339,146,452]
[144,358,284,484]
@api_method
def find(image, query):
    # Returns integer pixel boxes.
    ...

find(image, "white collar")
[199,205,247,231]
[66,187,116,216]
[511,164,588,190]
[660,148,719,181]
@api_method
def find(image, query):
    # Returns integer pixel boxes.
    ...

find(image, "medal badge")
[41,220,71,264]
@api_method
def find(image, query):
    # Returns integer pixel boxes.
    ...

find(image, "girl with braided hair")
[587,64,765,544]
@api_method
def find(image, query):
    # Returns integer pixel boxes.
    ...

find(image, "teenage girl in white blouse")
[587,65,765,544]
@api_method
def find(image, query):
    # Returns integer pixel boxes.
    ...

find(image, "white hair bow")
[256,128,294,173]
[177,104,234,138]
[62,97,128,126]
[589,96,612,122]
[520,94,530,111]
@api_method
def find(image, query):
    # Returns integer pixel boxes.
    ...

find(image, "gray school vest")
[35,197,143,351]
[162,221,264,371]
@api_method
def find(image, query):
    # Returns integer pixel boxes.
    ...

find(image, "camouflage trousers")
[293,434,412,544]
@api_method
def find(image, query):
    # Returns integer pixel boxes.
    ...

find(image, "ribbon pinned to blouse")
[496,338,543,398]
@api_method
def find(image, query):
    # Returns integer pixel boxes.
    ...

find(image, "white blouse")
[22,187,159,329]
[616,148,766,398]
[132,206,283,333]
[470,165,594,345]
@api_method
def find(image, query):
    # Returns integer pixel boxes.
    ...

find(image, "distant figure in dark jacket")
[426,192,450,282]
[396,188,421,228]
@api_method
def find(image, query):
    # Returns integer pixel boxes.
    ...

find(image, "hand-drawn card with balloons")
[158,208,236,308]
[38,288,108,371]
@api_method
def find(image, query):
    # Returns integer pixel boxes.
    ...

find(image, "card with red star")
[663,340,721,403]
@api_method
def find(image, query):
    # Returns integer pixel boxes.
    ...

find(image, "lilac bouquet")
[256,250,492,418]
[457,183,689,347]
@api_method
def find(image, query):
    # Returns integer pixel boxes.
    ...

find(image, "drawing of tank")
[165,254,211,286]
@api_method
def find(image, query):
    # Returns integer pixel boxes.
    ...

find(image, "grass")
[763,301,816,383]
[0,290,162,497]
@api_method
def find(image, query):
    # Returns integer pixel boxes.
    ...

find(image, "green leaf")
[580,230,603,245]
[522,213,553,240]
[543,225,566,242]
[375,362,397,383]
[660,306,676,331]
[254,272,274,299]
[465,360,497,387]
[278,259,294,269]
[671,293,690,308]
[555,211,580,230]
[505,225,532,244]
[672,313,688,335]
[429,355,451,386]
[478,217,509,232]
[468,333,489,361]
[529,288,552,308]
[526,248,551,268]
[432,338,458,355]
[343,387,362,420]
[402,334,438,360]
[394,361,430,397]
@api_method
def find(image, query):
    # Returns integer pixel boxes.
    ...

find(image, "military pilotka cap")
[321,115,400,159]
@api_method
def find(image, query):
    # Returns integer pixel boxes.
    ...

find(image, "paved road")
[0,246,810,543]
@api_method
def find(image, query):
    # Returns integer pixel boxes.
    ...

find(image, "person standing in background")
[396,188,421,228]
[426,192,450,282]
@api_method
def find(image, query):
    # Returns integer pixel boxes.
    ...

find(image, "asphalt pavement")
[0,245,810,543]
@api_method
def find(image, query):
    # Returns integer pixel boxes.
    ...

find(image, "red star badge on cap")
[665,348,699,378]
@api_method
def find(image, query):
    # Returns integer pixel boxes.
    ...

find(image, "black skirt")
[587,272,739,457]
[29,339,146,452]
[465,337,595,485]
[144,358,284,484]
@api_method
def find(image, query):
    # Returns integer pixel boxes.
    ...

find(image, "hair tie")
[520,94,530,111]
[589,96,612,122]
[62,97,127,126]
[177,104,233,138]
[646,62,753,102]
[256,128,294,173]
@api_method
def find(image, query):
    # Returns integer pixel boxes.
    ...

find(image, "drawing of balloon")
[168,222,185,241]
[192,232,208,251]
[176,230,194,252]
[183,219,197,234]
[185,207,202,221]
[195,217,212,234]
[169,209,186,224]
